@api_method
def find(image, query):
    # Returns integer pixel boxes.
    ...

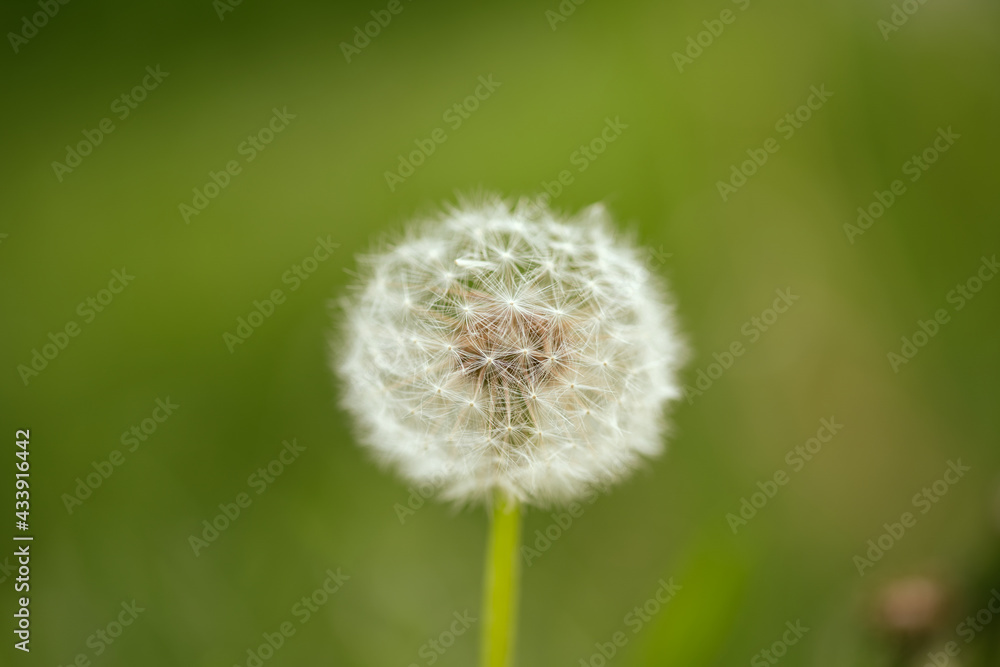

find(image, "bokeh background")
[2,0,999,665]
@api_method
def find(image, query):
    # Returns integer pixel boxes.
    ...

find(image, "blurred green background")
[2,0,999,665]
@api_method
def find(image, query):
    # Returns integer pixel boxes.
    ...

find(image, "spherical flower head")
[335,195,685,506]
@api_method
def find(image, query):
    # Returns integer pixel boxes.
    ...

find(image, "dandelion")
[871,575,952,665]
[335,194,685,666]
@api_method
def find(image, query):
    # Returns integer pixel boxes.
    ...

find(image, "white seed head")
[335,195,685,506]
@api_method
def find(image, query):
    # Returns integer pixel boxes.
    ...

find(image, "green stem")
[480,492,523,667]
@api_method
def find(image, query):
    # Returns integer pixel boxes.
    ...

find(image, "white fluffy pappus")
[335,195,685,506]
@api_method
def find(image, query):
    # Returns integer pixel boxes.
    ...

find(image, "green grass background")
[1,0,998,665]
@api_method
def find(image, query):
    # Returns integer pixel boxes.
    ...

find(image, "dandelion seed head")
[335,194,685,505]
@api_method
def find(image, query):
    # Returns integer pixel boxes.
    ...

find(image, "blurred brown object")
[875,575,951,638]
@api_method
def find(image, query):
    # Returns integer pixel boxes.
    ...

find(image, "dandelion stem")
[480,491,522,667]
